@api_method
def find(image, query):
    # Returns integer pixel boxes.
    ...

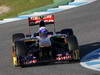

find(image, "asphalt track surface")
[0,0,100,75]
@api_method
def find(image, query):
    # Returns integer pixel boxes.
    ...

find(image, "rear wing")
[28,15,56,35]
[28,15,55,26]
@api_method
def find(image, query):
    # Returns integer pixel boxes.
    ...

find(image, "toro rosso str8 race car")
[12,15,80,67]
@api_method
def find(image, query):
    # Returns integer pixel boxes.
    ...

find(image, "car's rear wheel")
[67,35,80,61]
[12,41,26,67]
[12,33,25,67]
[15,41,26,56]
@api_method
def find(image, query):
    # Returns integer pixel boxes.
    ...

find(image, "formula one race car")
[12,15,80,67]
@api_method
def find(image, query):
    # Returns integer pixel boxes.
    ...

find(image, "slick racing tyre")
[61,28,73,36]
[12,33,25,67]
[68,35,80,61]
[15,41,26,56]
[13,41,26,67]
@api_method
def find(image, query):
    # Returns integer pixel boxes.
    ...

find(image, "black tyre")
[15,40,26,67]
[68,35,80,60]
[12,33,25,42]
[12,33,25,67]
[15,40,26,56]
[61,28,73,36]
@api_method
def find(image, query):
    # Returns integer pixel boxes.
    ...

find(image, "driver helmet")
[39,27,48,37]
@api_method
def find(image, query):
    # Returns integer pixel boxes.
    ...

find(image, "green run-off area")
[0,0,73,19]
[0,0,53,19]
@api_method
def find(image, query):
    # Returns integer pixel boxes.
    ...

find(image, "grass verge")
[20,0,73,15]
[0,0,53,19]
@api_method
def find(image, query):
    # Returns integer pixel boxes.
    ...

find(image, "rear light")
[32,60,37,63]
[67,56,72,59]
[61,57,64,60]
[67,56,70,58]
[63,56,66,60]
[29,60,37,64]
[56,57,61,60]
[69,56,72,59]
